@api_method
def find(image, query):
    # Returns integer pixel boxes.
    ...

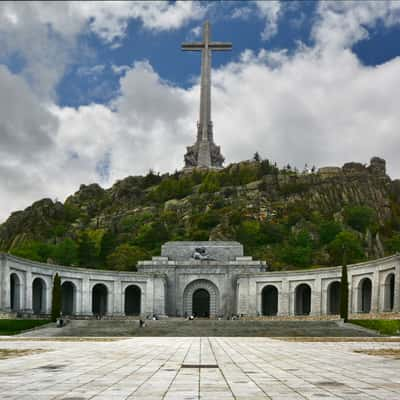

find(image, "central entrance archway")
[192,289,210,317]
[183,279,219,318]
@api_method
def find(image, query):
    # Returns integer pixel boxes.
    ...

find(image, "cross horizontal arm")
[182,43,204,51]
[208,42,232,50]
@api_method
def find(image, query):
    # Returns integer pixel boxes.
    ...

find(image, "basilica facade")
[0,241,399,318]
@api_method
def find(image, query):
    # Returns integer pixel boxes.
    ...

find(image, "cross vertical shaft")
[182,21,232,169]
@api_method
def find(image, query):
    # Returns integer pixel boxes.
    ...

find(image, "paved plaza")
[0,337,400,399]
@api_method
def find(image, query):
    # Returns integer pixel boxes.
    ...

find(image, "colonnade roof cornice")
[238,253,400,279]
[1,253,167,279]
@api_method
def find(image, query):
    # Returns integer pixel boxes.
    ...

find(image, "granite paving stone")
[0,337,399,399]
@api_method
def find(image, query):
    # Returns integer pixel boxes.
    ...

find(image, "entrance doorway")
[125,285,141,315]
[359,278,372,313]
[295,284,311,315]
[92,284,108,316]
[32,278,46,314]
[261,285,278,316]
[192,288,210,317]
[327,281,341,315]
[61,281,75,315]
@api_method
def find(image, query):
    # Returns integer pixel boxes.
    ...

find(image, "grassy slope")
[350,319,400,335]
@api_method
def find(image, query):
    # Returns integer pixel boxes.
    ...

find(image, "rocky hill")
[1,156,400,271]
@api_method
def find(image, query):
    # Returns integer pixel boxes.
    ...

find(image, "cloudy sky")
[1,1,400,222]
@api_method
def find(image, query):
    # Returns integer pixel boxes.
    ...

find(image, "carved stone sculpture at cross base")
[182,21,231,170]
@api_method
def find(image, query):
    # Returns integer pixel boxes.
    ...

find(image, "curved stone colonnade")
[1,251,400,318]
[0,254,166,317]
[237,254,400,316]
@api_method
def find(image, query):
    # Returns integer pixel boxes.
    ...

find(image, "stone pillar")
[113,280,122,316]
[248,279,257,317]
[46,276,53,314]
[81,277,91,315]
[312,278,322,316]
[25,270,33,313]
[2,259,10,311]
[146,279,154,316]
[394,263,400,312]
[371,271,380,313]
[279,278,290,316]
[237,277,249,316]
[75,280,82,315]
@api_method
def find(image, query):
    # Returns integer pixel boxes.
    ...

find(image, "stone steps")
[21,319,381,337]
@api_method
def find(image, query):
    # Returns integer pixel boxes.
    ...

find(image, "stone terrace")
[1,337,400,399]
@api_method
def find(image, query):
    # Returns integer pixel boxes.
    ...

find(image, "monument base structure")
[0,241,399,318]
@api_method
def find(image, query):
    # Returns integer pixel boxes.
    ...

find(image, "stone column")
[371,271,380,313]
[81,277,91,315]
[312,278,322,316]
[247,279,257,317]
[113,280,122,316]
[394,263,400,312]
[2,259,10,311]
[237,277,249,316]
[146,279,154,316]
[75,280,82,315]
[46,276,53,314]
[24,270,33,314]
[279,278,290,316]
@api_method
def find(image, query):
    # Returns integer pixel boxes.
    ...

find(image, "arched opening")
[192,289,210,318]
[262,285,278,316]
[10,273,20,312]
[183,279,219,318]
[92,284,108,316]
[61,281,75,315]
[32,278,46,315]
[327,281,341,315]
[125,285,141,316]
[295,284,311,316]
[359,278,372,313]
[384,273,395,312]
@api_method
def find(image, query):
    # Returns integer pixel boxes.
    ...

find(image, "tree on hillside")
[51,273,61,322]
[99,230,115,266]
[106,244,149,271]
[52,238,78,266]
[328,231,364,265]
[78,232,98,268]
[344,206,376,233]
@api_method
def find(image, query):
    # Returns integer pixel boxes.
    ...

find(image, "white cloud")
[312,1,400,50]
[0,1,206,98]
[255,0,282,40]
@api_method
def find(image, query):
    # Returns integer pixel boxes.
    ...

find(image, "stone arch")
[61,281,76,315]
[92,283,108,316]
[261,285,278,316]
[183,279,219,318]
[384,273,395,312]
[359,278,372,313]
[32,277,47,315]
[295,283,311,316]
[10,273,21,312]
[327,281,341,315]
[125,285,141,316]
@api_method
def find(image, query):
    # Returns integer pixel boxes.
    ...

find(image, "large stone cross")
[182,21,232,169]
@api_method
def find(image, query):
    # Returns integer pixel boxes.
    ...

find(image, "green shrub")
[319,221,342,245]
[106,244,149,271]
[344,206,376,233]
[328,231,364,265]
[0,320,50,335]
